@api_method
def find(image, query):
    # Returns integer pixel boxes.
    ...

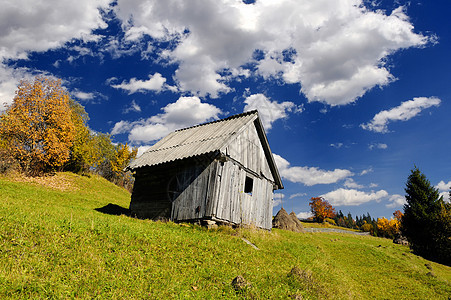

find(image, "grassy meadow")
[0,172,450,299]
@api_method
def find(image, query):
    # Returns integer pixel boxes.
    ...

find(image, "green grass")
[0,173,450,299]
[300,221,360,231]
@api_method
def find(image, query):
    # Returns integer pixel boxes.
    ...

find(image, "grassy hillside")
[0,173,450,299]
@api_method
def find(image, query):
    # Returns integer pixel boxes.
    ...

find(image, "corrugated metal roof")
[127,111,257,170]
[127,110,283,189]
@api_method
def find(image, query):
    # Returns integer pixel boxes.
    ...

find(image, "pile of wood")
[272,208,304,232]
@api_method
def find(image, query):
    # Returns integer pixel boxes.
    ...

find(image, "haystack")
[272,208,304,232]
[289,211,304,232]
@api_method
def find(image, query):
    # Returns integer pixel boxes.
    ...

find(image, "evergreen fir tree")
[402,166,450,265]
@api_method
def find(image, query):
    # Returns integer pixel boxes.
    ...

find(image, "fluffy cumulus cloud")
[110,73,168,94]
[273,193,285,207]
[436,180,451,202]
[386,194,406,208]
[73,91,96,101]
[114,0,432,105]
[0,1,433,107]
[243,93,301,130]
[344,178,364,189]
[111,96,221,143]
[321,188,388,206]
[273,154,353,186]
[0,0,111,109]
[297,211,313,220]
[361,97,441,133]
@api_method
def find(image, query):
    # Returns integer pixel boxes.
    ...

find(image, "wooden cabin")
[126,110,283,230]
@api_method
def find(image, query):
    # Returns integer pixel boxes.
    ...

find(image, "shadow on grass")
[95,203,130,216]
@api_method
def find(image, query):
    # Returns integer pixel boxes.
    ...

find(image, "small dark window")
[244,176,253,194]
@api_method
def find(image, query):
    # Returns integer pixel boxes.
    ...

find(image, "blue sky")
[1,0,450,219]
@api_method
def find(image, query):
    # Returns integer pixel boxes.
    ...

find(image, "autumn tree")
[0,77,75,175]
[376,216,400,239]
[95,141,137,191]
[393,210,403,222]
[402,167,450,265]
[309,197,336,223]
[64,100,98,174]
[361,222,374,233]
[111,143,137,177]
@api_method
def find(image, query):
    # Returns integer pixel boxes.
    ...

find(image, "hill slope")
[0,173,450,299]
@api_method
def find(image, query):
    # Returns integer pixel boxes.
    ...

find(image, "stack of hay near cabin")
[273,207,304,232]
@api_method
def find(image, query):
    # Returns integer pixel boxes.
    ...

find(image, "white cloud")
[0,0,111,108]
[71,89,107,103]
[436,180,451,202]
[361,97,441,133]
[0,67,30,109]
[111,73,168,94]
[124,100,142,113]
[243,93,300,130]
[114,0,432,105]
[73,91,95,101]
[360,167,373,175]
[386,194,406,208]
[273,193,285,207]
[273,154,353,186]
[136,145,152,157]
[289,193,307,199]
[437,180,451,191]
[297,211,313,220]
[321,188,388,206]
[344,178,364,189]
[112,96,221,143]
[369,143,388,150]
[330,143,344,149]
[0,0,109,59]
[111,120,133,135]
[273,199,283,207]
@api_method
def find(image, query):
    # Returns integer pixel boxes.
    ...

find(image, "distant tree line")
[309,167,450,266]
[0,76,137,191]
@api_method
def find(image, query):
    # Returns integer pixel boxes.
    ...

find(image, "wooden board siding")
[131,156,274,229]
[170,161,218,221]
[130,158,214,220]
[129,170,173,220]
[210,159,273,229]
[222,121,274,184]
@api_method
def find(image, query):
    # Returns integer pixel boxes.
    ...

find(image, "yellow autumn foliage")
[0,77,75,174]
[376,217,401,238]
[110,143,137,176]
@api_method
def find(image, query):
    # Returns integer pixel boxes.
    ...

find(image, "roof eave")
[253,115,284,190]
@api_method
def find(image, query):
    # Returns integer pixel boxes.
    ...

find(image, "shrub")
[324,218,336,226]
[361,223,373,233]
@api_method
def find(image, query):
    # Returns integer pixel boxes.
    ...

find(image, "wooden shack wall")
[130,167,173,220]
[130,158,215,221]
[208,159,273,229]
[222,121,274,183]
[170,160,218,221]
